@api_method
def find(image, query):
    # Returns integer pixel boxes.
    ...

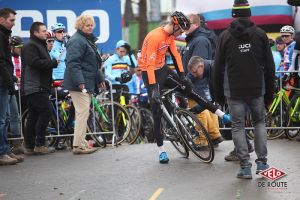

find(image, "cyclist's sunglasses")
[281,35,291,38]
[46,39,54,43]
[13,44,23,48]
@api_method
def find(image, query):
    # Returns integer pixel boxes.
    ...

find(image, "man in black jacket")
[0,8,24,165]
[22,22,59,155]
[213,0,275,179]
[182,13,213,73]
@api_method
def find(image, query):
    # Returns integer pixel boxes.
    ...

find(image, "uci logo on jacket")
[238,43,251,53]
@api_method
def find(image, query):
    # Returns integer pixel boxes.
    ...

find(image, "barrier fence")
[8,80,117,145]
[8,72,300,142]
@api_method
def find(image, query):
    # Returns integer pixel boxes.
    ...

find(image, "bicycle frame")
[268,88,290,114]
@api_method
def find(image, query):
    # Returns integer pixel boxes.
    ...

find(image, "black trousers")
[142,65,217,147]
[24,92,52,148]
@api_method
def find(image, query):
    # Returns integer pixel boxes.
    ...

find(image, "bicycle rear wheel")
[175,109,214,163]
[285,94,300,139]
[125,105,142,144]
[21,109,58,147]
[88,109,107,148]
[161,116,189,158]
[138,108,154,143]
[96,101,132,145]
[266,99,288,139]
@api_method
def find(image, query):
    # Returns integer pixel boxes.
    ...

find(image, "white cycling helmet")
[51,23,66,32]
[280,25,295,34]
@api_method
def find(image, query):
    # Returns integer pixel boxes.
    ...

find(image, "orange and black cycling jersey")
[138,27,184,84]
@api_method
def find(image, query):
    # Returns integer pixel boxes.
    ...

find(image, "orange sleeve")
[145,37,159,85]
[169,40,184,73]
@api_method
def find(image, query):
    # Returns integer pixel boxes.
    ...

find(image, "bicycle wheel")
[21,109,58,147]
[97,101,132,145]
[161,116,189,158]
[175,109,214,163]
[266,100,288,139]
[138,108,154,143]
[88,109,107,148]
[285,94,300,139]
[125,105,142,144]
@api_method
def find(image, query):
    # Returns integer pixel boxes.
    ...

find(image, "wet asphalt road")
[0,139,299,200]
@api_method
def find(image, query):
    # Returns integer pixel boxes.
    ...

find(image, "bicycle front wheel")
[160,116,189,158]
[97,101,132,145]
[175,109,214,163]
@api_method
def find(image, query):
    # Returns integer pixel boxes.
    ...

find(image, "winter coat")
[213,18,275,105]
[22,35,58,95]
[63,30,104,93]
[182,27,213,72]
[0,24,14,91]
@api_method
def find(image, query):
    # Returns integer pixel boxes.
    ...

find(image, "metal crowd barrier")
[8,71,300,141]
[8,79,117,146]
[220,70,300,131]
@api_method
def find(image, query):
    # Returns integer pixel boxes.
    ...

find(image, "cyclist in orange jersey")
[138,11,231,164]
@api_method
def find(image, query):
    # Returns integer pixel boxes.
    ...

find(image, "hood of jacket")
[228,18,256,41]
[185,27,212,43]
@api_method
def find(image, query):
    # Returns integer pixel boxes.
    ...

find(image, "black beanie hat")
[232,0,251,18]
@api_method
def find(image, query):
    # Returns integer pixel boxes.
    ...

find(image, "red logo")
[259,167,287,181]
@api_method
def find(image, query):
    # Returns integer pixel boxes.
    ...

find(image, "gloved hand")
[115,77,122,83]
[179,73,193,95]
[150,84,161,104]
[222,114,231,125]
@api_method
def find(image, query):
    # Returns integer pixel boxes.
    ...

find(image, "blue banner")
[0,0,122,53]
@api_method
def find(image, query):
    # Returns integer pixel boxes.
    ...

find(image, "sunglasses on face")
[55,30,64,33]
[281,35,291,38]
[46,40,54,43]
[14,45,23,48]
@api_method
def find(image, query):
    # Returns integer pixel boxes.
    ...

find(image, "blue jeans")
[227,96,268,168]
[8,94,21,137]
[0,86,11,156]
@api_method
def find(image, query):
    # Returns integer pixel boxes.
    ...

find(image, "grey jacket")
[63,30,104,93]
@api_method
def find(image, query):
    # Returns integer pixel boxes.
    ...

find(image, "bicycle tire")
[266,99,288,140]
[161,115,189,158]
[125,105,142,144]
[175,109,214,163]
[96,101,132,145]
[138,108,154,143]
[285,94,300,139]
[88,109,107,147]
[21,109,58,147]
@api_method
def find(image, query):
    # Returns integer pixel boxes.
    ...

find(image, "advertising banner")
[1,0,122,53]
